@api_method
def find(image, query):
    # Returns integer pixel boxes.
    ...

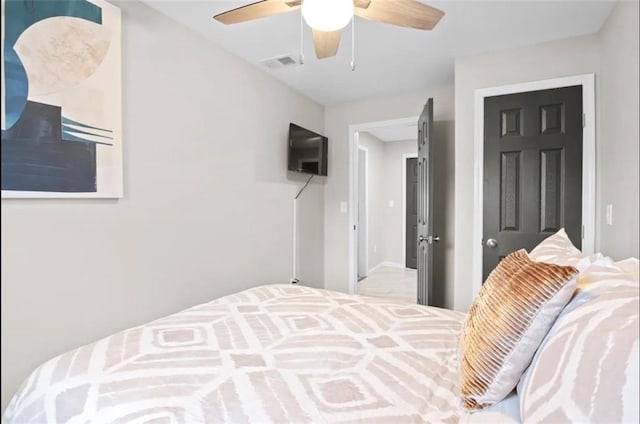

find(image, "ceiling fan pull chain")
[351,15,355,71]
[299,10,305,65]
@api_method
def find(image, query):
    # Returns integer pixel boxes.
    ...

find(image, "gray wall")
[357,149,367,277]
[0,0,324,412]
[598,0,640,260]
[323,85,456,309]
[357,132,386,271]
[453,1,639,311]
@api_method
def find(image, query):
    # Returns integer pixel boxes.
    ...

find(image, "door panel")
[539,149,563,232]
[417,99,435,306]
[405,158,418,269]
[500,151,521,231]
[483,86,583,280]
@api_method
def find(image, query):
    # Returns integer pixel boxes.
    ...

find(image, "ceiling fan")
[213,0,445,60]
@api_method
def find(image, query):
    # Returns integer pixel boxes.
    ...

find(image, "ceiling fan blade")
[354,0,372,8]
[213,0,301,25]
[355,0,444,30]
[312,30,341,59]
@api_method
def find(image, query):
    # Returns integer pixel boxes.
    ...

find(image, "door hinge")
[582,113,586,129]
[582,225,585,239]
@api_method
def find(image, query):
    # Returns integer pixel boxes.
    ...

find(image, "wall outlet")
[373,244,377,253]
[606,204,613,225]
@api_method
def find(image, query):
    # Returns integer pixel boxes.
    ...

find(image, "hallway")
[357,266,417,303]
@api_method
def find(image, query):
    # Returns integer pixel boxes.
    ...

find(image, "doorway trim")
[472,74,596,299]
[348,117,419,295]
[401,153,418,267]
[357,145,369,279]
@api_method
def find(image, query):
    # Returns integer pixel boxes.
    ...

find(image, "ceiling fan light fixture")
[302,0,354,32]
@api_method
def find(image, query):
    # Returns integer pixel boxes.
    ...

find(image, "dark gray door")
[483,86,583,280]
[417,99,438,306]
[405,157,418,269]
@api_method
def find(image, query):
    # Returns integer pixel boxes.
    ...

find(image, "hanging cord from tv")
[351,15,356,71]
[295,175,314,199]
[291,174,313,285]
[299,10,305,65]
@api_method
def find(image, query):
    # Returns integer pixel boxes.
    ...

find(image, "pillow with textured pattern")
[459,249,579,410]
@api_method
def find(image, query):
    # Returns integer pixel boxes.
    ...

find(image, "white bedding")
[461,392,521,424]
[4,284,482,423]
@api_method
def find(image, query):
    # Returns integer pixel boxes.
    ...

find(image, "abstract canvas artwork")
[1,0,122,198]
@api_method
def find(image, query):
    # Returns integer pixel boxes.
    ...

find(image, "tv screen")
[288,123,328,176]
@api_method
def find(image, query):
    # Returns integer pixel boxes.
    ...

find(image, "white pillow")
[517,258,640,423]
[459,391,521,424]
[529,228,613,273]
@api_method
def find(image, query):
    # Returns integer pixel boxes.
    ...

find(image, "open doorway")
[350,110,455,309]
[357,146,368,281]
[353,120,419,303]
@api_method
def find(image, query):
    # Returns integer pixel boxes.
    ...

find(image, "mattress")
[4,284,514,423]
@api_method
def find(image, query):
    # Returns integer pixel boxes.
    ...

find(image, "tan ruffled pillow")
[459,250,578,410]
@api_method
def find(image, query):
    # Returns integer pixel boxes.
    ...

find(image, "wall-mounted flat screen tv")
[287,123,328,176]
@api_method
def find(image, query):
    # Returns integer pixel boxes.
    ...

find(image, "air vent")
[259,54,299,69]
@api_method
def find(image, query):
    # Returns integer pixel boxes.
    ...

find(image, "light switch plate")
[340,201,348,213]
[606,204,613,225]
[388,200,394,208]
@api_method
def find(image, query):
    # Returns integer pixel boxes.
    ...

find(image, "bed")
[3,231,638,424]
[4,285,468,423]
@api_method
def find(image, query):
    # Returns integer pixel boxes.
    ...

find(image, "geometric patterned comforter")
[3,284,467,423]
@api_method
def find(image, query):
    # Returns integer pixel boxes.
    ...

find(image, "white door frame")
[472,74,596,299]
[348,117,418,295]
[401,153,419,267]
[357,145,369,279]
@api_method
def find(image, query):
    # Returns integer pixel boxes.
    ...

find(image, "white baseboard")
[367,261,405,275]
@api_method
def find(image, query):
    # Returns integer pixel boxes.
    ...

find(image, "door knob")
[419,235,440,244]
[486,238,498,248]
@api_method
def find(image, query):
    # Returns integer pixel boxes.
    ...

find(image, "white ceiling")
[142,0,615,105]
[364,124,418,142]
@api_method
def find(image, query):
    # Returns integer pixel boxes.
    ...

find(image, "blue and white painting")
[1,0,122,198]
